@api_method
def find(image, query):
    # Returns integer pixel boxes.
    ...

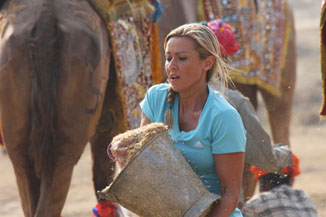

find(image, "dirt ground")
[1,0,326,216]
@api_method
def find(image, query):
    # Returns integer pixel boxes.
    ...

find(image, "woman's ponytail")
[164,87,176,129]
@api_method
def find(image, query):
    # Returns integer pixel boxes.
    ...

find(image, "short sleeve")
[139,84,168,123]
[140,86,156,122]
[211,109,246,154]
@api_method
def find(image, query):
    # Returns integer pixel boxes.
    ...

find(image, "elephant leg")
[35,160,75,217]
[260,90,293,147]
[260,23,296,147]
[233,83,259,110]
[90,63,127,196]
[240,163,257,207]
[8,150,40,217]
[231,84,259,204]
[90,107,125,195]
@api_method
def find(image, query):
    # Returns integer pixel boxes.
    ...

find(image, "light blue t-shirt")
[140,83,246,217]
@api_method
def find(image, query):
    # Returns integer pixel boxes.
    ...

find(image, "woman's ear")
[204,55,215,71]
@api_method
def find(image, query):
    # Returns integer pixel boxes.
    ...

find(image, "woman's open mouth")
[169,74,180,81]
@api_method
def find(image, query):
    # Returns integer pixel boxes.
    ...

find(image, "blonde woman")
[112,23,246,217]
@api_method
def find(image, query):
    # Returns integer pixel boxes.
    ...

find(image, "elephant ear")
[207,19,239,56]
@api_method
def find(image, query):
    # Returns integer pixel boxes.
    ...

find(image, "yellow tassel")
[150,22,163,84]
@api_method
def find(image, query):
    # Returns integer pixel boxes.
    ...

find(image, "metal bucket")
[98,130,220,217]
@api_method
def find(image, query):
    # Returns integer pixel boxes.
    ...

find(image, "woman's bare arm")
[208,152,244,217]
[140,111,152,126]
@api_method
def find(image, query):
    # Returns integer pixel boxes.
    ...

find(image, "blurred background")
[259,0,326,216]
[0,0,325,216]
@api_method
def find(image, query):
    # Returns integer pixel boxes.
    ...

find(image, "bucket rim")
[184,191,220,217]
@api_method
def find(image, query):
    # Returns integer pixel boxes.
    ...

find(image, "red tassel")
[95,201,116,217]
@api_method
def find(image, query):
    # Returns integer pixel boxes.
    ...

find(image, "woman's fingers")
[114,147,128,158]
[110,142,131,163]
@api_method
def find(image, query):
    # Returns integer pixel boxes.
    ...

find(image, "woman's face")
[165,37,212,93]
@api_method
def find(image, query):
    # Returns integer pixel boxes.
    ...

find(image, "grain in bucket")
[98,123,220,217]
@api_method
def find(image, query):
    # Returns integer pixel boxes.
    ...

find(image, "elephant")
[0,0,156,216]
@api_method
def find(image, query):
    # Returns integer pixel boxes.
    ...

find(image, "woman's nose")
[166,58,177,71]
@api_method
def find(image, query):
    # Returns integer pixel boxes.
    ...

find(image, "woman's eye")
[166,57,172,62]
[166,56,187,62]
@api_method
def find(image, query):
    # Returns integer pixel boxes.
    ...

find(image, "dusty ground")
[1,0,326,216]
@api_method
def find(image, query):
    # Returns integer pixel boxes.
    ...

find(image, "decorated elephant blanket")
[88,0,163,128]
[199,0,291,97]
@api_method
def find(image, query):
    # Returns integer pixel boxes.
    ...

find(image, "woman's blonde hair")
[163,23,232,128]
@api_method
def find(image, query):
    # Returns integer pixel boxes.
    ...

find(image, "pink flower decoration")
[207,19,239,56]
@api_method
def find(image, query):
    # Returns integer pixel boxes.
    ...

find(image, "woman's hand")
[110,111,151,167]
[110,141,131,167]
